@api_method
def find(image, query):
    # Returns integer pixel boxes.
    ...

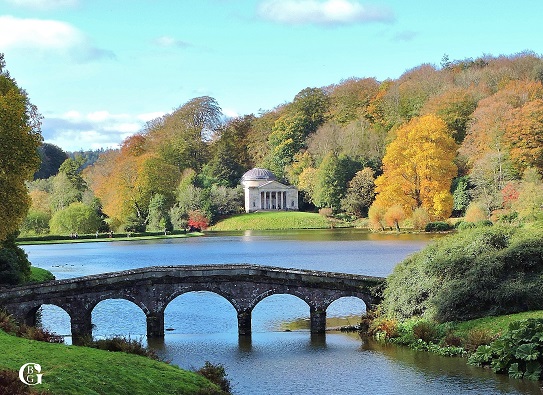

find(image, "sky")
[1,0,542,152]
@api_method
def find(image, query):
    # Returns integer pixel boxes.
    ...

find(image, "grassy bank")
[17,231,203,246]
[28,267,55,283]
[0,330,219,395]
[210,211,340,231]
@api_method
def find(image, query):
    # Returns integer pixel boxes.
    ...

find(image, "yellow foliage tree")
[372,114,457,220]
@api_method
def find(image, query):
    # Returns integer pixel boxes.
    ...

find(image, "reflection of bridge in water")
[0,264,385,344]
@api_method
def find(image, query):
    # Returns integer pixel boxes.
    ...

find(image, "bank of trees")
[17,51,543,236]
[0,54,43,284]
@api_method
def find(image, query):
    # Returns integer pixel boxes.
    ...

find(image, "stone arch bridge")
[0,264,385,344]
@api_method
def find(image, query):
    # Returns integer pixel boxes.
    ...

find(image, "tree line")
[17,51,543,237]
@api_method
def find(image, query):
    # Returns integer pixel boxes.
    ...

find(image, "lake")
[22,230,542,395]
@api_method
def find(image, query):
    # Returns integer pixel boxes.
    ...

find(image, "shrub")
[412,320,439,343]
[318,207,333,218]
[424,221,452,232]
[411,207,430,230]
[195,361,232,394]
[0,369,51,395]
[464,202,488,222]
[463,328,496,352]
[369,318,399,341]
[468,319,543,381]
[188,210,210,231]
[381,225,543,322]
[86,337,160,361]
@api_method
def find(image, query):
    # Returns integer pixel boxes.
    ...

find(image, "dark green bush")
[469,318,543,381]
[0,235,31,285]
[195,362,232,394]
[381,226,543,322]
[424,221,452,232]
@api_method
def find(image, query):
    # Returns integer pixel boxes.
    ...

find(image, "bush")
[0,369,51,395]
[85,336,160,361]
[463,328,496,352]
[424,221,452,232]
[412,320,439,343]
[0,235,31,285]
[469,319,543,380]
[381,226,543,322]
[195,361,232,394]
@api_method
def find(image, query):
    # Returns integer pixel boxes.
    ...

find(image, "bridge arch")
[91,299,147,337]
[164,290,238,334]
[163,286,238,313]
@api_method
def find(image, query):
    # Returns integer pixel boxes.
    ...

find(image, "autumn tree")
[505,98,543,173]
[512,167,543,221]
[327,77,379,124]
[372,114,457,219]
[0,54,43,244]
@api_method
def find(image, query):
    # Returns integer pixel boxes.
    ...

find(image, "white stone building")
[240,168,299,213]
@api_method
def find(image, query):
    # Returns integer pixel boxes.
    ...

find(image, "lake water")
[22,230,542,395]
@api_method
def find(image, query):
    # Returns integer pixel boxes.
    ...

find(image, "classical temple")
[241,168,299,213]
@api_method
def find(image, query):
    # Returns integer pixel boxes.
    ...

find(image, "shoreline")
[17,231,204,246]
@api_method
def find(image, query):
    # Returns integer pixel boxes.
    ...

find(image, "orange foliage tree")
[505,98,543,173]
[372,114,457,220]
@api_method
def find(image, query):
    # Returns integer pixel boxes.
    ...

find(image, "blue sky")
[1,0,542,151]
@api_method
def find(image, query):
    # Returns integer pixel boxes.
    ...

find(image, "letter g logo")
[19,363,43,385]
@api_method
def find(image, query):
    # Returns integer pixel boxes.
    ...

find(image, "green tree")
[340,167,376,217]
[147,194,172,232]
[0,53,43,243]
[34,143,68,179]
[313,153,359,210]
[49,202,102,234]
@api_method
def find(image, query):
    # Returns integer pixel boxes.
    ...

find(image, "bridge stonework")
[0,264,385,344]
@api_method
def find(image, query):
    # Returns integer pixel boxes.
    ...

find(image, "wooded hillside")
[25,52,543,234]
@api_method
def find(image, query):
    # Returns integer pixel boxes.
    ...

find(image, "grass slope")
[28,267,55,283]
[210,211,334,231]
[453,310,543,338]
[0,330,217,395]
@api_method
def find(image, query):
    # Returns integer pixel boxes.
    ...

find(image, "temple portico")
[241,168,299,213]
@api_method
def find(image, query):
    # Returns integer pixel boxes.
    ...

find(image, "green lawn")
[0,330,218,395]
[210,211,338,231]
[452,310,543,338]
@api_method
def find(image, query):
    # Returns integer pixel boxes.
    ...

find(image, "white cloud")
[0,15,114,61]
[3,0,78,9]
[154,35,192,49]
[41,110,158,151]
[257,0,394,25]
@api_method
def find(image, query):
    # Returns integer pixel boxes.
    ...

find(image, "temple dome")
[241,168,277,182]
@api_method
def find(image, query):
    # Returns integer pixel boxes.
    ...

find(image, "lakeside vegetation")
[369,221,543,380]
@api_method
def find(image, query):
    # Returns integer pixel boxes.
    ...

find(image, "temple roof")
[241,168,277,182]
